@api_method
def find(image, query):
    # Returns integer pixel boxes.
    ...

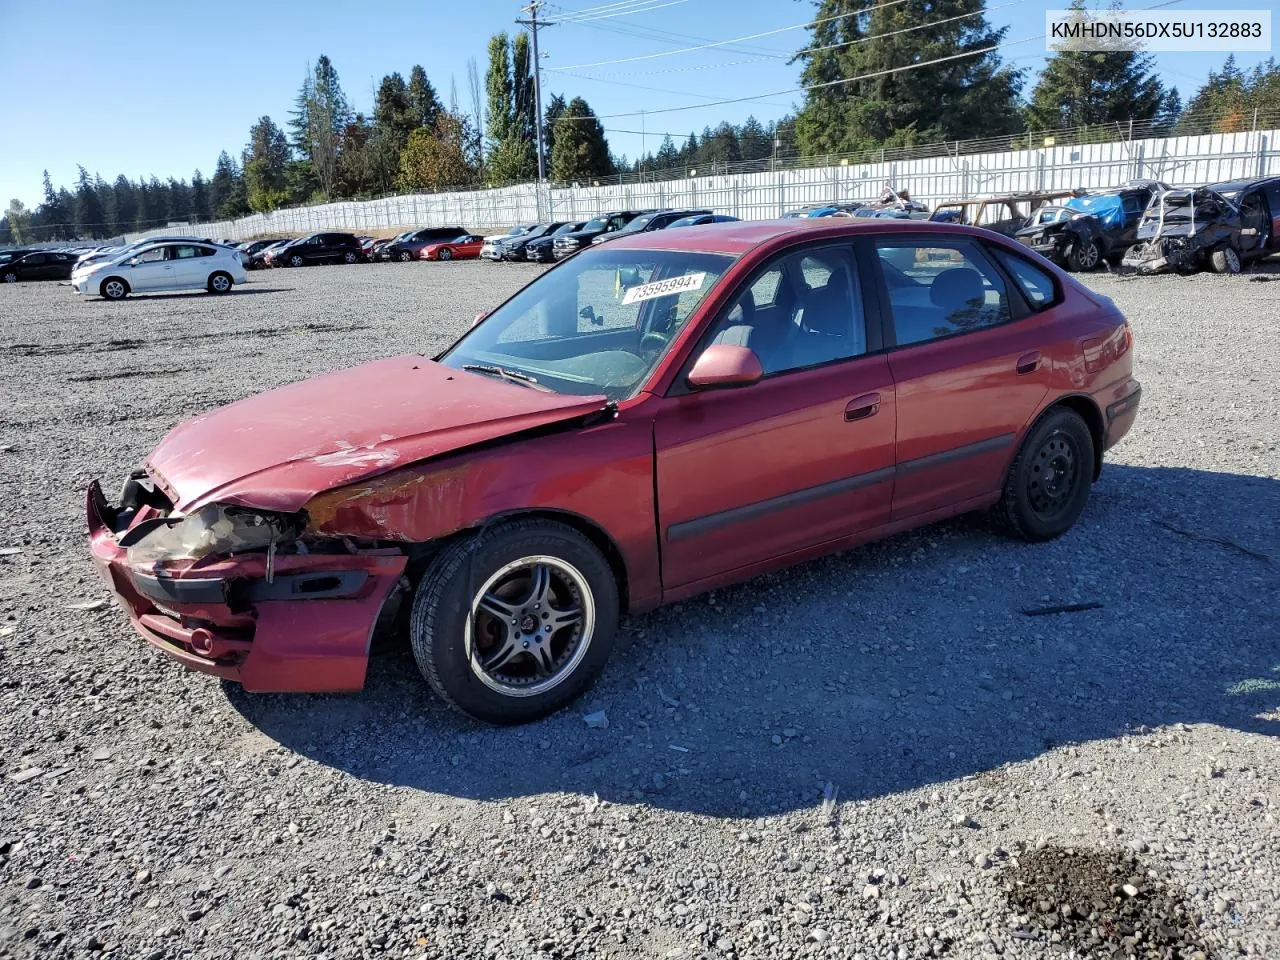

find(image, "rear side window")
[873,239,1012,346]
[990,248,1059,309]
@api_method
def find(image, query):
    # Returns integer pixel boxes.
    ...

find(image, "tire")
[438,247,453,261]
[1210,245,1241,274]
[409,518,620,724]
[2,272,16,283]
[1065,238,1100,272]
[100,277,128,301]
[343,251,358,264]
[289,254,304,268]
[398,250,413,262]
[207,271,233,294]
[993,407,1095,542]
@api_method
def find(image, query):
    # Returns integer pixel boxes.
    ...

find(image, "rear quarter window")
[991,247,1060,309]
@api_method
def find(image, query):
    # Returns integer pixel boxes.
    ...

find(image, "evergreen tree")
[795,0,1023,155]
[111,175,137,235]
[408,65,443,130]
[374,72,415,145]
[190,170,210,222]
[738,116,770,161]
[549,97,612,181]
[289,56,350,200]
[544,93,566,162]
[39,170,74,240]
[166,177,191,221]
[336,115,375,198]
[148,177,169,224]
[654,134,679,170]
[210,151,237,215]
[135,179,156,231]
[679,132,698,168]
[75,166,107,238]
[1026,0,1168,130]
[511,33,536,148]
[94,175,115,236]
[244,116,292,211]
[1178,56,1279,133]
[485,33,515,152]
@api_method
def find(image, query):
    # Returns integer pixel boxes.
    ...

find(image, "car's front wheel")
[1,271,17,283]
[1066,238,1100,271]
[410,518,619,724]
[438,247,453,261]
[207,271,233,294]
[289,254,304,268]
[994,407,1094,541]
[343,251,358,264]
[1210,244,1241,274]
[399,250,413,262]
[100,277,128,300]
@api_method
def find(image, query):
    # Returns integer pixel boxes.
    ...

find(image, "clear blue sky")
[1,0,1274,209]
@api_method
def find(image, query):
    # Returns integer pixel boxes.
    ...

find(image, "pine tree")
[549,97,612,181]
[1178,56,1279,133]
[190,171,210,222]
[40,170,73,240]
[336,115,375,198]
[166,178,191,221]
[1026,0,1168,131]
[135,179,155,231]
[75,166,107,238]
[244,116,292,211]
[654,134,679,170]
[289,56,350,200]
[544,93,566,162]
[511,33,536,148]
[408,65,443,130]
[485,33,515,152]
[738,116,770,161]
[111,175,137,235]
[210,152,237,216]
[795,0,1023,155]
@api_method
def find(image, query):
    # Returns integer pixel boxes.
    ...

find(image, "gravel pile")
[0,259,1277,960]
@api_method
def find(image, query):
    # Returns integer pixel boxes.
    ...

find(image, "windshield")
[579,218,607,232]
[440,247,734,401]
[0,252,22,264]
[554,223,582,235]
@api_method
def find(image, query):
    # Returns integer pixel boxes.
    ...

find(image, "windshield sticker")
[621,272,707,305]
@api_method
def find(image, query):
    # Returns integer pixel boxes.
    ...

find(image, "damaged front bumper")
[1121,239,1200,274]
[86,481,407,693]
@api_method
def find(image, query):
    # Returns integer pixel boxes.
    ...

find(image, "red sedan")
[420,235,484,261]
[87,219,1140,723]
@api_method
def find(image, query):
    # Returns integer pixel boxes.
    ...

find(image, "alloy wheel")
[2,273,16,283]
[1079,241,1099,269]
[1026,430,1079,521]
[103,280,125,299]
[211,275,231,292]
[465,556,594,698]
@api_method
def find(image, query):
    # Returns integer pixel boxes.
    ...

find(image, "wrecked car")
[929,190,1077,237]
[1120,186,1256,274]
[1015,180,1167,271]
[89,219,1140,724]
[1206,176,1280,265]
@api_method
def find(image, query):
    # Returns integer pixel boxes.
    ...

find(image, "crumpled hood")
[145,355,608,514]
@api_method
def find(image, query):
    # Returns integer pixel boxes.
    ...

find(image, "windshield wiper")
[462,363,547,390]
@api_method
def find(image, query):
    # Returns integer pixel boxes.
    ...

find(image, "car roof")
[599,217,990,255]
[1208,176,1280,193]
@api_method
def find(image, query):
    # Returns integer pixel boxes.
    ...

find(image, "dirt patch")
[1004,845,1215,958]
[5,321,372,357]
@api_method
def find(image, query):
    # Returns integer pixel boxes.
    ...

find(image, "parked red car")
[420,235,485,261]
[87,219,1140,723]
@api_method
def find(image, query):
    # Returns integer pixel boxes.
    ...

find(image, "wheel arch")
[1038,394,1105,480]
[100,275,131,296]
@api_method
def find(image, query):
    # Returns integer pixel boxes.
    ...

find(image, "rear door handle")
[844,392,881,422]
[1016,351,1041,375]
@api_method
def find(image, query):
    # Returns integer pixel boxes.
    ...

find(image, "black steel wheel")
[994,407,1095,541]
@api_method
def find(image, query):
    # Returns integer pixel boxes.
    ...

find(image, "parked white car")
[72,241,247,300]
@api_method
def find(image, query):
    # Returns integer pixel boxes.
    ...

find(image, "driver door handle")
[1016,351,1041,375]
[844,393,881,422]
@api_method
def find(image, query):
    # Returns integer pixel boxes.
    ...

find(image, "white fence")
[129,128,1276,241]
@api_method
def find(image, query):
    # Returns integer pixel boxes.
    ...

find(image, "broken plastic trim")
[125,503,305,566]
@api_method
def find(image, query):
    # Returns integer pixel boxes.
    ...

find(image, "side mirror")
[686,344,764,390]
[579,305,600,326]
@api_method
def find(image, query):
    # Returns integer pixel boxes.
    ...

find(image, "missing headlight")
[125,504,303,567]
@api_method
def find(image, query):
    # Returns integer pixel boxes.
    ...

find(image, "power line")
[554,0,690,23]
[564,65,795,111]
[551,0,671,19]
[548,3,787,58]
[547,0,912,71]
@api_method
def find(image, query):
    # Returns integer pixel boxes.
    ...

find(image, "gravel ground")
[0,259,1277,960]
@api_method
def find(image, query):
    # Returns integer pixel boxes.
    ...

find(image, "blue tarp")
[1064,193,1125,229]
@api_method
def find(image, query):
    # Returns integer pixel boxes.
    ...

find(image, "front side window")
[702,246,867,376]
[441,248,733,400]
[134,247,168,263]
[874,239,1012,346]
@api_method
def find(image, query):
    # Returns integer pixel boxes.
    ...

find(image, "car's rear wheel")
[343,251,358,264]
[207,271,233,294]
[1066,238,1100,271]
[1210,244,1241,274]
[438,247,453,261]
[399,250,413,262]
[409,518,619,724]
[289,254,304,268]
[994,407,1094,542]
[100,277,128,301]
[2,271,16,283]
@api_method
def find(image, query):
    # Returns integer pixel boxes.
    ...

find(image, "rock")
[771,735,782,746]
[807,928,830,943]
[68,598,109,611]
[1121,884,1139,898]
[135,869,152,884]
[91,749,112,762]
[24,876,41,890]
[974,853,992,869]
[583,710,609,729]
[862,883,880,900]
[9,768,44,783]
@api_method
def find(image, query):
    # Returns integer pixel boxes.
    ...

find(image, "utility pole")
[517,0,553,182]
